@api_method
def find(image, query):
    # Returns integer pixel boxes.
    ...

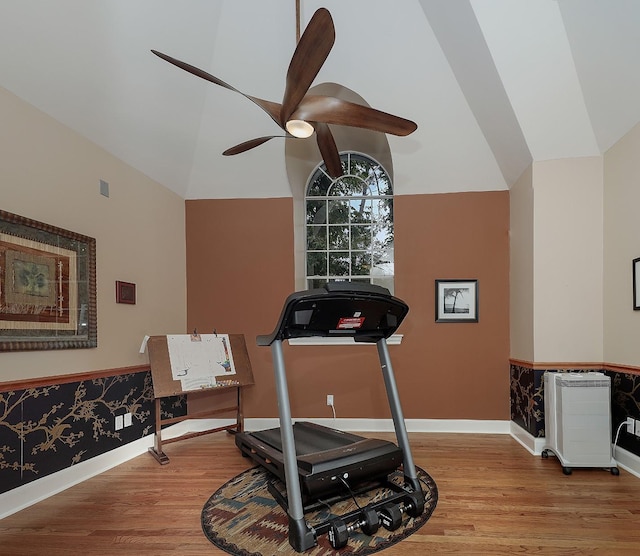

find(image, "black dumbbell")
[328,506,380,549]
[379,492,425,531]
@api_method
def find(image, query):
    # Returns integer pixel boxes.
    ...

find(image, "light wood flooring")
[1,432,640,555]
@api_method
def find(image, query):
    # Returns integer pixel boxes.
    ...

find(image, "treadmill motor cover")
[257,282,409,346]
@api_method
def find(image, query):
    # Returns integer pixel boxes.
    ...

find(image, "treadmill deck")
[235,422,403,498]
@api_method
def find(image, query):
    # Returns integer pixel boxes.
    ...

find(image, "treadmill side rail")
[271,339,317,551]
[377,338,420,491]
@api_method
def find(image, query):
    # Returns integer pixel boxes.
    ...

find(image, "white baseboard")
[510,421,546,455]
[245,417,511,434]
[613,445,640,478]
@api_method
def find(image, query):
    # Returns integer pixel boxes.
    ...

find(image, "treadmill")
[235,282,423,551]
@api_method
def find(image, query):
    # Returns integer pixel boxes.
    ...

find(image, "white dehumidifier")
[541,372,618,475]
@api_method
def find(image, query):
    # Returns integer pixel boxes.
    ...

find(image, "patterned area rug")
[201,466,438,555]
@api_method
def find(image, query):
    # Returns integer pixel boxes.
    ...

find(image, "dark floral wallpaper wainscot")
[510,362,640,458]
[0,370,186,495]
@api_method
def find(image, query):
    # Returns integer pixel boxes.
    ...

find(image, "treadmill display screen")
[336,316,365,329]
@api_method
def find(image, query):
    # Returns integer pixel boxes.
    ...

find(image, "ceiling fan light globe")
[286,119,314,138]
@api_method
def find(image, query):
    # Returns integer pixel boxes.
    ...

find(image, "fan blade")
[292,95,417,136]
[281,8,335,125]
[315,123,343,178]
[222,136,286,156]
[151,49,283,127]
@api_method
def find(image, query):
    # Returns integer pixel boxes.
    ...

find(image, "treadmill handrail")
[257,283,409,346]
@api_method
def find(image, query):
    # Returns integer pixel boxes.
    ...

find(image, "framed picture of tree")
[435,279,478,323]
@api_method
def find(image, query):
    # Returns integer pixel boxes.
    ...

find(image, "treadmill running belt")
[251,422,363,456]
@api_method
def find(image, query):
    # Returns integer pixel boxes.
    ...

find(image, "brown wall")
[394,191,510,419]
[185,191,510,420]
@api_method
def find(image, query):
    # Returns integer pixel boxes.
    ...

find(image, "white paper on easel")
[166,334,237,391]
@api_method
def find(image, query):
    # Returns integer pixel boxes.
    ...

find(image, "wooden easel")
[146,333,254,464]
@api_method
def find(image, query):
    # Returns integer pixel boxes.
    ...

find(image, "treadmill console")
[257,282,409,345]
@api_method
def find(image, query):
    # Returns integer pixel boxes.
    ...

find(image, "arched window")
[305,152,394,292]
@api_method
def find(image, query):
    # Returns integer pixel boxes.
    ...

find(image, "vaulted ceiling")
[1,1,638,199]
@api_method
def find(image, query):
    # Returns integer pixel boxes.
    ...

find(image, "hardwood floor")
[1,432,640,555]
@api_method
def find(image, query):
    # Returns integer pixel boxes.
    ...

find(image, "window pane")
[330,176,366,196]
[328,225,349,249]
[367,169,392,196]
[372,198,393,220]
[307,226,326,250]
[351,225,371,250]
[349,199,372,224]
[328,200,349,224]
[308,278,327,289]
[306,200,326,224]
[348,154,374,180]
[372,199,393,252]
[328,252,349,276]
[351,252,371,275]
[308,173,331,196]
[372,260,394,276]
[307,252,327,276]
[372,239,394,279]
[372,225,393,252]
[373,243,393,266]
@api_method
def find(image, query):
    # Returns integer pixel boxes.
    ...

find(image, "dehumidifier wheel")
[562,466,572,475]
[611,467,620,476]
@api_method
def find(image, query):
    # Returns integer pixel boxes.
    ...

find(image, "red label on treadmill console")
[337,317,365,329]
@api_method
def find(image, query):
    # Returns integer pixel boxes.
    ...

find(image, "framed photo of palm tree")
[435,279,478,323]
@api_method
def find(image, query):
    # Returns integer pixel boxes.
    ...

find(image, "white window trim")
[288,334,403,346]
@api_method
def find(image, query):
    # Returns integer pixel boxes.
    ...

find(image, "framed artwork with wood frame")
[435,279,478,323]
[116,281,136,305]
[0,210,97,351]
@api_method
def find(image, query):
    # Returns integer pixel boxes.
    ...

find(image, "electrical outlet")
[635,419,640,437]
[115,415,123,431]
[627,417,635,434]
[327,394,334,406]
[124,412,132,427]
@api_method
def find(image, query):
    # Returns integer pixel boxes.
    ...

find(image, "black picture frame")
[0,210,97,351]
[633,258,640,311]
[435,279,478,323]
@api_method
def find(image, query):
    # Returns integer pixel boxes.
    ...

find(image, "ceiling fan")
[151,6,417,178]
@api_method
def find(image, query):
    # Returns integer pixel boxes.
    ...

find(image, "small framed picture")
[116,281,136,305]
[633,258,640,310]
[435,279,478,323]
